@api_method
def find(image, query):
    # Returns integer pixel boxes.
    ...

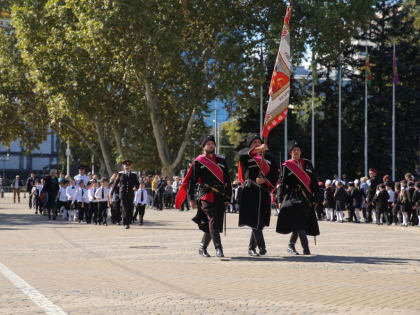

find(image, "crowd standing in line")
[18,137,420,258]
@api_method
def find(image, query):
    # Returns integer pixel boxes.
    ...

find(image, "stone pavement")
[1,197,420,314]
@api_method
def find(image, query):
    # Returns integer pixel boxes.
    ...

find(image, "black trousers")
[249,229,266,250]
[97,202,107,224]
[121,197,134,226]
[289,230,309,251]
[134,204,146,222]
[111,201,121,223]
[77,202,85,222]
[28,194,33,209]
[90,202,98,223]
[85,203,92,223]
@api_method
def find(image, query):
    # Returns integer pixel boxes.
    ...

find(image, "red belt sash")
[175,155,224,209]
[284,159,311,193]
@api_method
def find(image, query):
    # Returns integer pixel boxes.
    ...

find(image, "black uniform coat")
[276,158,320,236]
[188,154,232,233]
[111,172,139,206]
[238,149,278,230]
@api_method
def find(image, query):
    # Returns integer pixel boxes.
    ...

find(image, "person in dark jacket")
[323,180,335,221]
[175,135,232,258]
[396,180,410,227]
[412,182,420,227]
[407,182,416,226]
[155,176,167,211]
[366,168,380,223]
[334,181,347,223]
[26,171,37,210]
[238,134,279,257]
[372,184,390,225]
[110,160,139,229]
[276,140,321,255]
[348,182,363,223]
[41,169,60,220]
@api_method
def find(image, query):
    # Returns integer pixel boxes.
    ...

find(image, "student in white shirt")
[57,180,69,219]
[66,180,77,221]
[31,179,42,214]
[95,178,110,225]
[73,181,89,223]
[86,180,99,224]
[134,181,148,225]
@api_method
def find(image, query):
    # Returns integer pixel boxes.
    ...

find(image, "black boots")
[199,233,211,257]
[287,244,300,255]
[249,229,267,256]
[199,232,224,257]
[288,230,311,255]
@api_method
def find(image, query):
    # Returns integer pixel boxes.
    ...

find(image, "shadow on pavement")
[230,254,420,265]
[0,212,75,227]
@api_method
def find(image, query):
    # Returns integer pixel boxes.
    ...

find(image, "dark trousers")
[156,192,164,210]
[77,202,85,222]
[111,201,121,224]
[180,199,190,211]
[201,206,222,249]
[97,202,107,224]
[28,194,33,209]
[133,204,146,222]
[289,230,309,251]
[249,229,266,250]
[90,202,98,223]
[85,203,93,223]
[121,197,134,226]
[376,208,389,225]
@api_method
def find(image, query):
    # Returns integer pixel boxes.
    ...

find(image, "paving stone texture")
[1,194,420,314]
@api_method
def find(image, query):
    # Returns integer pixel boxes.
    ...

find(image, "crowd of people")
[17,155,420,233]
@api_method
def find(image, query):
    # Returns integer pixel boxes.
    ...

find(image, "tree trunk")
[144,79,196,177]
[93,118,113,177]
[112,127,125,161]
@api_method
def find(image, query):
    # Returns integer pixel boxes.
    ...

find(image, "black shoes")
[199,247,210,257]
[287,244,300,255]
[303,249,311,255]
[248,248,259,257]
[216,248,224,257]
[259,248,267,256]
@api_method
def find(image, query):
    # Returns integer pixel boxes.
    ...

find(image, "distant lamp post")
[65,141,71,176]
[1,151,10,179]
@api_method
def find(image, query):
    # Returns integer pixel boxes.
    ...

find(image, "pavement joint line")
[0,261,66,315]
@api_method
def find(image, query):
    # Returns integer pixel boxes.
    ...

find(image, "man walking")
[26,171,37,209]
[176,135,232,258]
[238,134,279,256]
[276,140,321,255]
[110,160,139,229]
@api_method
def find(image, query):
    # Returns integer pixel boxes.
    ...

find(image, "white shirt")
[74,174,90,186]
[172,181,179,193]
[36,184,43,195]
[386,189,394,203]
[134,189,148,205]
[88,187,98,202]
[58,187,68,202]
[73,188,89,203]
[66,186,77,201]
[95,187,110,202]
[14,180,19,189]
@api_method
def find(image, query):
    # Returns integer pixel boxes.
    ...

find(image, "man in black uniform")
[366,168,380,223]
[175,135,232,257]
[26,171,37,210]
[110,160,139,229]
[276,140,321,255]
[238,134,279,256]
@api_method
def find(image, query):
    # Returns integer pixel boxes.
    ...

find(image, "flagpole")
[311,79,315,166]
[284,116,288,161]
[260,48,264,139]
[338,56,342,179]
[392,43,396,181]
[364,43,368,177]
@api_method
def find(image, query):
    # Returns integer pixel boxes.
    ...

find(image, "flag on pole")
[262,3,292,140]
[365,53,372,87]
[393,44,398,85]
[311,51,318,85]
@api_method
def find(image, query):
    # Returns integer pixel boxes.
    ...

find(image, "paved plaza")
[1,195,420,315]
